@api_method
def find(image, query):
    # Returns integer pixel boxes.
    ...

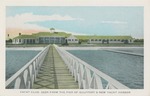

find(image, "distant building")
[12,32,78,44]
[88,36,133,44]
[12,32,133,44]
[76,35,133,44]
[66,35,79,43]
[12,35,37,44]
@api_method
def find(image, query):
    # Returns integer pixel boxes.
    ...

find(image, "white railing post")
[73,61,78,82]
[83,67,91,89]
[94,74,103,89]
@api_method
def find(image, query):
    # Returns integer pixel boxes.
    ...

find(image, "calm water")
[68,48,143,89]
[111,47,143,54]
[6,50,40,80]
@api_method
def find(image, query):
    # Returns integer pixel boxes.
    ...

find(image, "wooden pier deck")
[32,45,78,89]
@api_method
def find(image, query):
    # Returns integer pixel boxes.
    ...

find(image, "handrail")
[54,45,129,89]
[6,45,50,89]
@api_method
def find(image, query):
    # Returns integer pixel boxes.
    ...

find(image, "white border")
[0,0,150,96]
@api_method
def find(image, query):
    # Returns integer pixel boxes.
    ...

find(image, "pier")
[6,45,129,89]
[32,45,78,89]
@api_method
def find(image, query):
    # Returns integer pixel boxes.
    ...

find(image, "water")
[6,50,40,80]
[110,47,143,54]
[68,48,143,89]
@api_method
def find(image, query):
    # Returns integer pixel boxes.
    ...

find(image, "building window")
[68,39,71,41]
[30,39,32,43]
[39,37,44,43]
[114,39,116,41]
[19,39,21,42]
[99,39,101,41]
[95,39,98,41]
[27,39,29,43]
[130,40,132,42]
[33,39,35,43]
[45,37,49,43]
[75,39,78,41]
[45,37,49,40]
[118,39,120,41]
[121,39,124,42]
[72,39,74,41]
[91,39,94,41]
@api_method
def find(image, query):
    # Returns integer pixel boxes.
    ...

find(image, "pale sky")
[6,6,143,38]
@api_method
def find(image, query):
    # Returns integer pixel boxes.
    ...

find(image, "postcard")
[0,0,150,96]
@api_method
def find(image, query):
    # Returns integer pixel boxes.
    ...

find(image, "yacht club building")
[12,32,133,44]
[12,32,79,44]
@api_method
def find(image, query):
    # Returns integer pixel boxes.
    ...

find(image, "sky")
[6,6,144,38]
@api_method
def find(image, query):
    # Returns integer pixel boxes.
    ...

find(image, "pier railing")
[6,45,50,89]
[54,45,129,89]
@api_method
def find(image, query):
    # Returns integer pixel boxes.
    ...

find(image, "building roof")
[14,35,37,39]
[13,32,133,40]
[67,35,78,39]
[32,32,71,37]
[13,32,71,39]
[75,35,92,40]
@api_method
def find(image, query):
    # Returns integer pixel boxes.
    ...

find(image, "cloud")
[6,13,83,30]
[101,21,128,24]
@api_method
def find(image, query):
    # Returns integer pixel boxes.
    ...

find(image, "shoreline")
[6,47,44,50]
[61,46,144,50]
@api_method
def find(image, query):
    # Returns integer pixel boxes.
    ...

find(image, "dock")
[6,45,129,89]
[32,45,78,89]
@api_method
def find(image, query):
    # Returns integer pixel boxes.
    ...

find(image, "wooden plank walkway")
[32,45,78,89]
